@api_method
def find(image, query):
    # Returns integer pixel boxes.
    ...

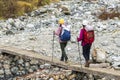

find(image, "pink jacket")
[77,28,88,46]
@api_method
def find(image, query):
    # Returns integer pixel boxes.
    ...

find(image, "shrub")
[98,12,120,20]
[17,1,33,15]
[0,0,18,18]
[0,0,59,19]
[37,0,51,6]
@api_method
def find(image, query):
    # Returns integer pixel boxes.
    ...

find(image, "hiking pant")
[60,42,68,61]
[82,44,91,62]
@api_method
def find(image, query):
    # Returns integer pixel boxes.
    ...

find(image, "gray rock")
[53,67,60,71]
[11,67,19,74]
[7,18,14,24]
[30,59,39,65]
[0,75,4,78]
[31,65,38,71]
[17,59,24,65]
[40,65,45,69]
[25,62,30,67]
[29,69,34,73]
[3,64,10,69]
[114,38,120,47]
[4,70,11,75]
[6,30,14,35]
[0,69,4,75]
[112,62,120,69]
[101,40,109,46]
[44,63,51,69]
[49,78,54,80]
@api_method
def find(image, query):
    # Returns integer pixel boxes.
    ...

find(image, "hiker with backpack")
[54,19,71,63]
[77,20,95,67]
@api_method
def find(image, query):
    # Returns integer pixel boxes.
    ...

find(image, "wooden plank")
[0,45,120,80]
[70,65,120,80]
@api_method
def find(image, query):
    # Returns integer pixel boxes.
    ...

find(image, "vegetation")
[0,0,59,19]
[98,12,120,20]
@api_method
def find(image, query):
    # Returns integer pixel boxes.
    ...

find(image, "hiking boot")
[85,61,90,67]
[85,63,89,67]
[65,58,68,63]
[60,59,64,61]
[65,60,68,63]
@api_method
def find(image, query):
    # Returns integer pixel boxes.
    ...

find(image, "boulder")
[92,48,107,63]
[60,5,71,15]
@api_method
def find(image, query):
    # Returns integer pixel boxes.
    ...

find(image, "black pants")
[82,44,91,61]
[60,42,68,61]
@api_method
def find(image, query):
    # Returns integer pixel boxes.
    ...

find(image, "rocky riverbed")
[0,52,75,80]
[0,52,110,80]
[0,0,120,78]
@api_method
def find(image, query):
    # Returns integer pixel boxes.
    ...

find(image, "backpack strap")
[82,28,86,40]
[59,24,63,36]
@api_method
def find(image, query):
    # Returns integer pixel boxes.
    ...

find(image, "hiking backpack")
[83,29,94,44]
[59,25,71,41]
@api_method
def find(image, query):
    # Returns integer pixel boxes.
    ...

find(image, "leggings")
[60,42,68,61]
[82,44,91,61]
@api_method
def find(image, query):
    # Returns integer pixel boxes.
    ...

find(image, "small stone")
[11,67,19,74]
[29,69,33,73]
[0,70,4,75]
[49,77,54,80]
[44,63,51,69]
[40,65,45,69]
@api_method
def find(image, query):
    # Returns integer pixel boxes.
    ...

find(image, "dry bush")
[0,0,59,19]
[37,0,51,6]
[0,1,4,18]
[17,1,33,15]
[98,12,120,20]
[0,0,18,18]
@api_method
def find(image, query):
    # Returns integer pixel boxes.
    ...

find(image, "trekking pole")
[52,31,55,62]
[77,41,82,68]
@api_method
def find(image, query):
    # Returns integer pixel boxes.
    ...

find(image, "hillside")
[0,0,59,19]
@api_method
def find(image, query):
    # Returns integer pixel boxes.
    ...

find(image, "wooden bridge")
[0,45,120,80]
